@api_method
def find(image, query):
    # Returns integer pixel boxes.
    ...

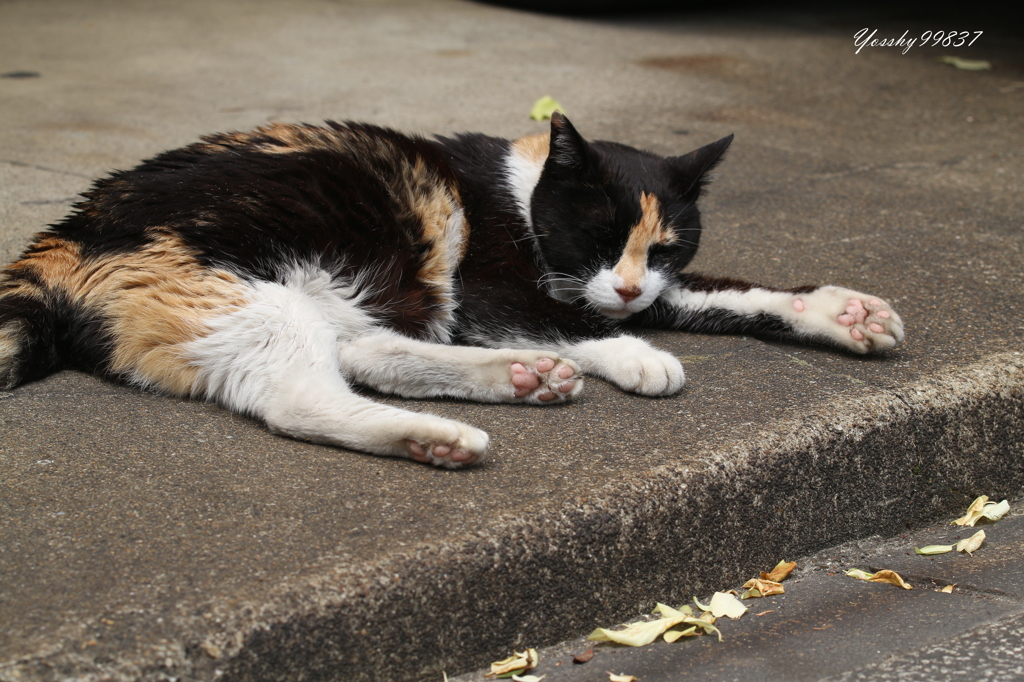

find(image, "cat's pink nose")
[615,286,641,303]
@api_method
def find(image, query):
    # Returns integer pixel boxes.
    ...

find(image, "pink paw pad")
[408,440,428,460]
[824,291,902,352]
[511,363,540,397]
[510,355,579,403]
[406,440,477,466]
[793,299,806,313]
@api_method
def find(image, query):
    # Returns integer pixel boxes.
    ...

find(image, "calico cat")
[0,112,903,468]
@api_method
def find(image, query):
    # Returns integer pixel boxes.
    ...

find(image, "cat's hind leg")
[185,280,489,467]
[338,332,582,404]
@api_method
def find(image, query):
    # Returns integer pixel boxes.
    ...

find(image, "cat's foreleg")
[185,283,489,467]
[338,331,582,404]
[647,274,904,353]
[560,335,686,396]
[456,290,684,397]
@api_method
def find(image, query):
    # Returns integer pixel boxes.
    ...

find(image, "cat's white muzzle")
[585,268,667,319]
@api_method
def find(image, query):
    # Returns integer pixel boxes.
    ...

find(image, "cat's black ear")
[548,111,591,170]
[669,134,734,201]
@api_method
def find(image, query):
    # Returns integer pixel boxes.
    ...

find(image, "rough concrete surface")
[452,506,1024,681]
[1,1,1022,681]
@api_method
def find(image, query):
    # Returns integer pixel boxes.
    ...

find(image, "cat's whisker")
[536,271,586,290]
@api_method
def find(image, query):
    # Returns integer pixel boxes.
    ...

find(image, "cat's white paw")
[791,286,904,353]
[565,335,685,396]
[509,353,582,404]
[404,420,489,468]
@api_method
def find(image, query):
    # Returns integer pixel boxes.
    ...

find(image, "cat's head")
[529,112,732,319]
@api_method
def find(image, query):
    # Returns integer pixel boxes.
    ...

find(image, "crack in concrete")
[0,159,92,179]
[809,157,967,182]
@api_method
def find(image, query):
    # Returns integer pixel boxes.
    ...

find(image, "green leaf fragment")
[939,56,992,71]
[530,96,565,121]
[845,568,874,580]
[915,544,955,555]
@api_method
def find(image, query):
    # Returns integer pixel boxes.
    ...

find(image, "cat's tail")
[0,295,60,390]
[0,238,74,390]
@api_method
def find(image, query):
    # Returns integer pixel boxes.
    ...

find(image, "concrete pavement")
[452,504,1024,681]
[1,1,1022,680]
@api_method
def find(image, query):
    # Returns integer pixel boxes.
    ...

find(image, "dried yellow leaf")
[868,570,913,589]
[511,675,545,682]
[952,495,989,526]
[607,674,637,682]
[708,591,748,619]
[761,560,797,582]
[488,649,538,677]
[981,500,1010,522]
[589,604,687,647]
[957,529,986,555]
[589,602,724,647]
[940,585,955,593]
[742,579,785,597]
[845,568,912,589]
[662,626,698,643]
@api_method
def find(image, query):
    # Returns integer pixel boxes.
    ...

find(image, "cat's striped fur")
[0,113,903,467]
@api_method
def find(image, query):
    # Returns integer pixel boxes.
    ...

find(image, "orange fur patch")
[612,192,673,290]
[512,133,550,165]
[404,158,468,318]
[197,123,346,155]
[8,232,247,395]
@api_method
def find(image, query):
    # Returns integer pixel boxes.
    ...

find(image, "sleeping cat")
[0,112,903,468]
